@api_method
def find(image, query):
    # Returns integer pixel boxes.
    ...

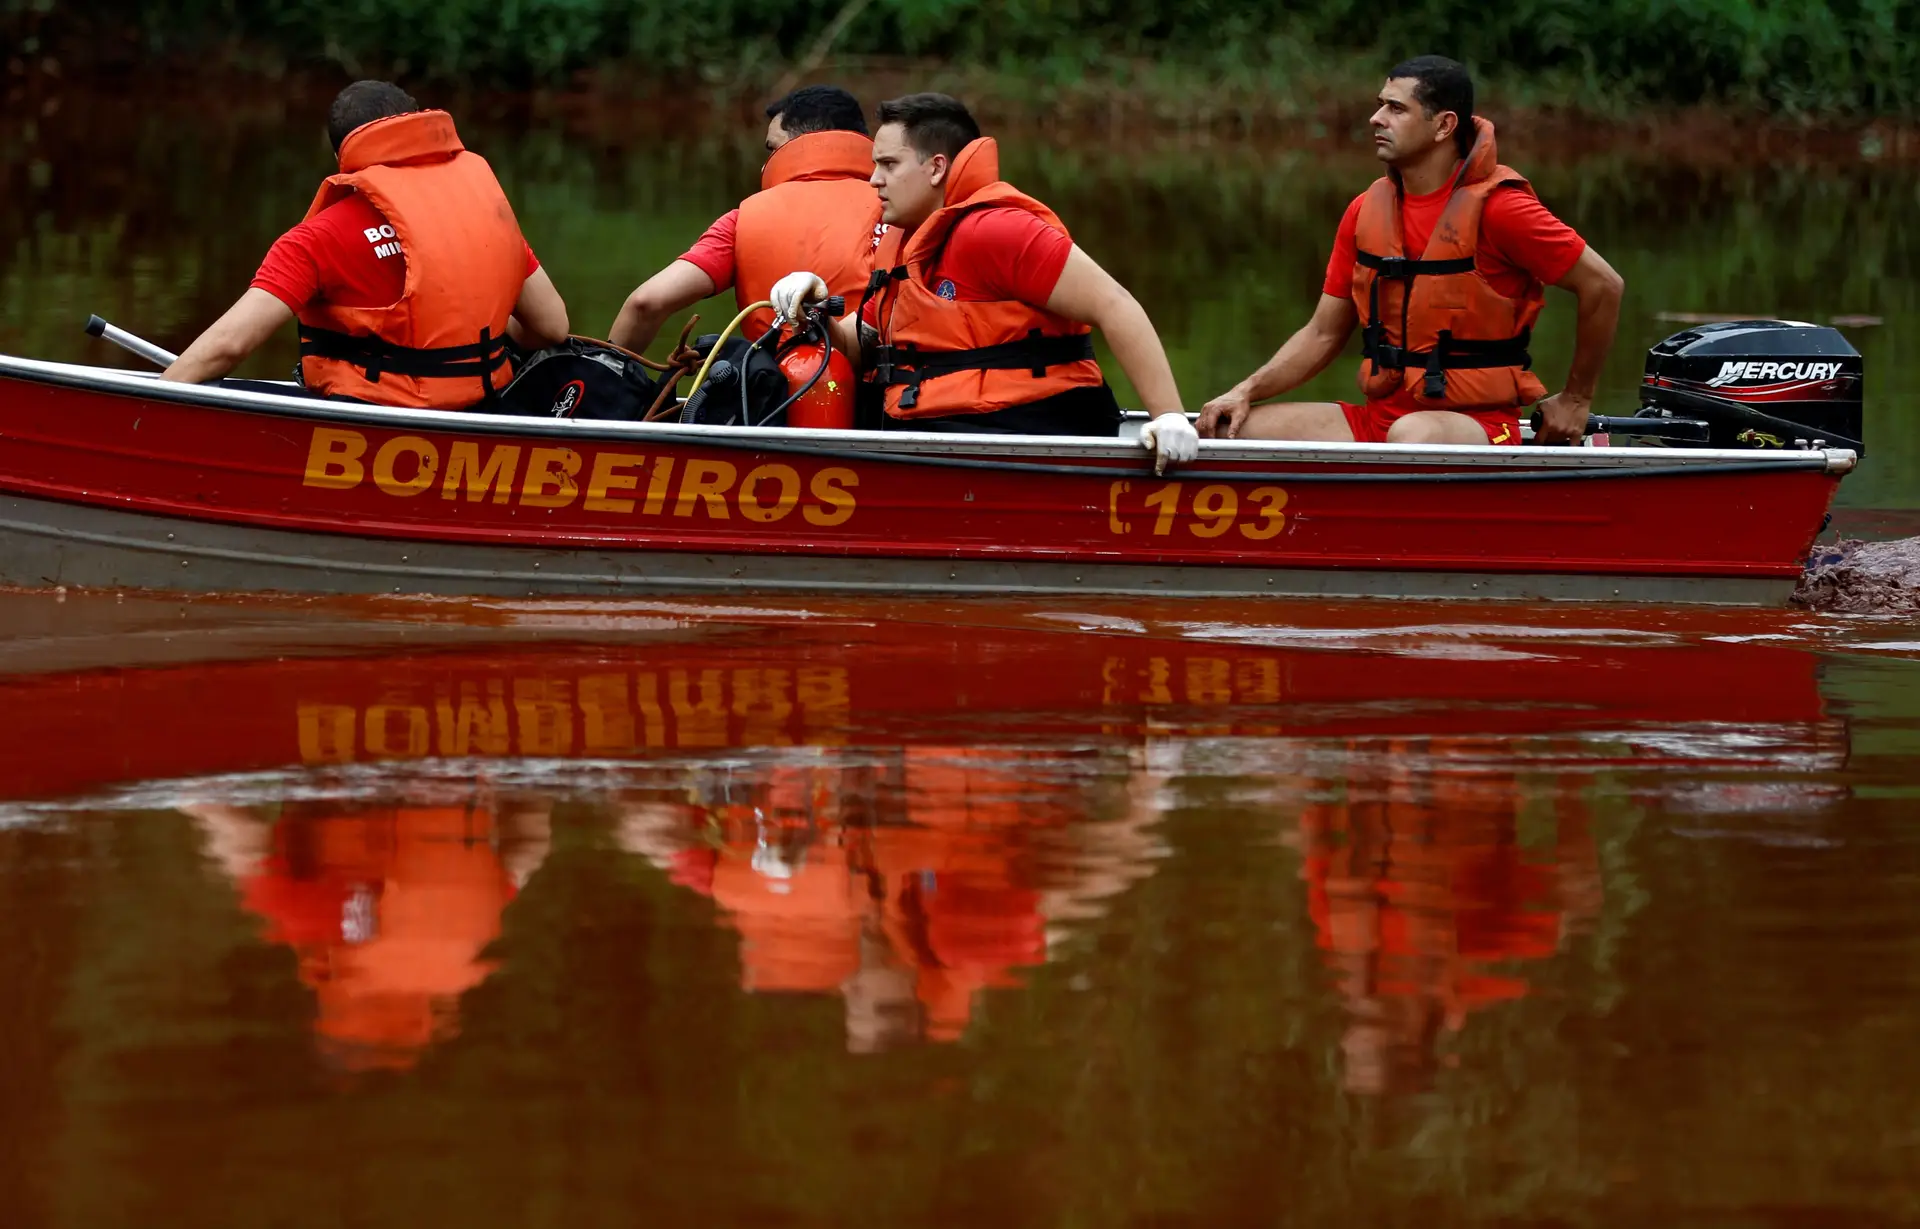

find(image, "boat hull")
[0,356,1850,605]
[0,490,1793,604]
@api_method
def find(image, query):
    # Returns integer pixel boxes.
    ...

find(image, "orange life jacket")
[733,129,885,339]
[862,138,1105,420]
[297,110,528,410]
[1351,117,1547,412]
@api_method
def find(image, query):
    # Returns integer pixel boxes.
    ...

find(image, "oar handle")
[85,315,180,370]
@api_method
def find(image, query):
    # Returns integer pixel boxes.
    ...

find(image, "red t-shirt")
[251,194,539,312]
[680,208,740,291]
[1323,183,1585,414]
[861,207,1073,325]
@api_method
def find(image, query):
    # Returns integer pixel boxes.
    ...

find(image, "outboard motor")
[1635,319,1864,454]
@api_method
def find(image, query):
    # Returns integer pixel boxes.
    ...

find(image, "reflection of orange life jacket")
[296,110,528,409]
[238,805,516,1071]
[1350,117,1547,412]
[871,749,1051,1040]
[1301,740,1562,1014]
[733,130,885,340]
[863,138,1105,420]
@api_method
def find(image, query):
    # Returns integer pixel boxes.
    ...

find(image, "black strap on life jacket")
[299,324,512,405]
[870,331,1097,410]
[1354,250,1532,399]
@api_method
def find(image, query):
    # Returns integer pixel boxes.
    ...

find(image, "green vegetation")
[7,0,1920,116]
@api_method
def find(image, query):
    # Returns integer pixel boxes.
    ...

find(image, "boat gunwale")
[0,353,1858,477]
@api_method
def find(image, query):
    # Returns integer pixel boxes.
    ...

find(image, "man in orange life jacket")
[1197,56,1624,448]
[607,85,884,354]
[162,80,570,408]
[771,93,1200,471]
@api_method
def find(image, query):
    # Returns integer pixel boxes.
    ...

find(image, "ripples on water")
[1,590,1918,1224]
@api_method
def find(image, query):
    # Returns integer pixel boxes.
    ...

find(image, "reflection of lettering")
[436,681,510,755]
[1099,655,1288,706]
[297,665,853,763]
[300,428,860,524]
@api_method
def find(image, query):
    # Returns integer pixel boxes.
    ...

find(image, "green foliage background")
[7,0,1920,114]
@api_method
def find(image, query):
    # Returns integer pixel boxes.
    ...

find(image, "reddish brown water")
[1,588,1917,1225]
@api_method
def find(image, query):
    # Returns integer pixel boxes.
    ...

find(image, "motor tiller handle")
[1528,408,1713,445]
[84,315,180,370]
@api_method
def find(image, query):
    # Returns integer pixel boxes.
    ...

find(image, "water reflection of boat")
[0,354,1852,605]
[0,611,1848,1067]
[0,612,1840,804]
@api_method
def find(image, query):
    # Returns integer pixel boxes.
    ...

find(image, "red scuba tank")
[777,327,855,429]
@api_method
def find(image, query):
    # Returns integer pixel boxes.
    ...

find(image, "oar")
[84,315,179,370]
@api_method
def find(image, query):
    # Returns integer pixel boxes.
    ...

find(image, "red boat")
[0,344,1856,606]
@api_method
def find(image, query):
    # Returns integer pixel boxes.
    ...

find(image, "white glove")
[1139,412,1199,476]
[769,271,828,322]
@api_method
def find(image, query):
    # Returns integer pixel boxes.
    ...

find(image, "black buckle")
[1423,330,1450,399]
[1375,256,1418,279]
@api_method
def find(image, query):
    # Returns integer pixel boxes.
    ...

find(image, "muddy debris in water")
[1794,536,1920,612]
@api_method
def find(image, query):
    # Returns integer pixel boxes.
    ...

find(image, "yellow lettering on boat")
[584,452,648,513]
[521,447,582,509]
[1240,486,1288,540]
[442,442,522,504]
[371,436,439,497]
[803,467,858,527]
[737,464,801,523]
[674,460,737,519]
[643,457,675,515]
[303,427,367,490]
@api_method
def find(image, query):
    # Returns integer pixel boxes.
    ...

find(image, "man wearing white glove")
[775,93,1196,474]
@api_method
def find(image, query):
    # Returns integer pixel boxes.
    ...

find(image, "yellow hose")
[681,299,775,406]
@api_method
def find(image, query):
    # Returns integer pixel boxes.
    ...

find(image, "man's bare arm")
[608,260,715,353]
[1532,246,1625,445]
[1044,245,1183,416]
[1197,294,1357,438]
[507,266,569,350]
[161,289,295,384]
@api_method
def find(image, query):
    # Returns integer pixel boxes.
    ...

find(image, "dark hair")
[328,80,420,153]
[1386,55,1475,158]
[874,93,981,162]
[766,84,867,137]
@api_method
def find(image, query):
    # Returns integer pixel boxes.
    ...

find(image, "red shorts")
[1338,401,1521,446]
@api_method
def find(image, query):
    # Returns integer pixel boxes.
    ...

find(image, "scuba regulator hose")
[681,298,774,407]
